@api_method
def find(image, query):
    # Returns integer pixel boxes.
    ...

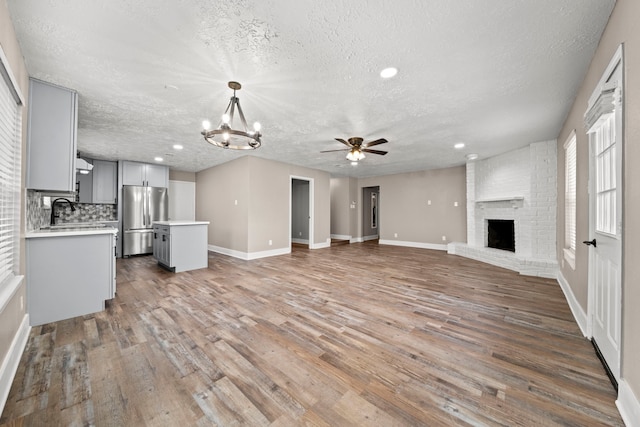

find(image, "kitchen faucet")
[50,198,76,225]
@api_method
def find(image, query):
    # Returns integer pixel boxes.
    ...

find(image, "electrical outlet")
[427,200,431,205]
[299,231,302,236]
[234,200,238,205]
[394,233,398,238]
[268,239,272,246]
[442,235,446,241]
[454,201,459,207]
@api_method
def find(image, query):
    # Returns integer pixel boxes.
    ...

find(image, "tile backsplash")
[26,190,117,231]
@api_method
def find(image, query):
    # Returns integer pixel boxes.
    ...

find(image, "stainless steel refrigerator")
[122,185,168,256]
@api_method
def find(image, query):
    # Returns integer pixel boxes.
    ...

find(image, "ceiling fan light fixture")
[346,148,365,161]
[201,81,262,150]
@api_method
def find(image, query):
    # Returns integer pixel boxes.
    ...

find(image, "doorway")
[585,46,623,387]
[291,177,313,248]
[362,186,379,241]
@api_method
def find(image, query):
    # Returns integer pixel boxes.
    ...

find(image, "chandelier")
[201,81,262,150]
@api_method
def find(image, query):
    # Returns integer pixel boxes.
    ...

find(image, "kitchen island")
[26,225,117,326]
[152,221,209,272]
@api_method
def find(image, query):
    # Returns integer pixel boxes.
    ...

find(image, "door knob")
[582,239,597,247]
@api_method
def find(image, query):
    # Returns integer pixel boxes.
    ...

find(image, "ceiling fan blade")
[362,148,388,155]
[335,138,352,147]
[364,138,388,148]
[321,149,350,153]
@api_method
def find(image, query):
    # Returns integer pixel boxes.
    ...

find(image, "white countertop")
[26,226,118,239]
[153,220,210,226]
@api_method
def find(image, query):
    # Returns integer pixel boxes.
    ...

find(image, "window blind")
[0,53,22,289]
[564,134,577,252]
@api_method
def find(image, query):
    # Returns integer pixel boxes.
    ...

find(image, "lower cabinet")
[26,231,117,326]
[153,224,171,267]
[153,221,209,272]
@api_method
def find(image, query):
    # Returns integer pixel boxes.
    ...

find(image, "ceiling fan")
[321,137,388,161]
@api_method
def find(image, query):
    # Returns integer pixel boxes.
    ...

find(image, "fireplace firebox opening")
[487,219,515,252]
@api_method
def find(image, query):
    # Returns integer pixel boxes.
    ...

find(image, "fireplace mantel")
[475,196,524,203]
[476,196,524,209]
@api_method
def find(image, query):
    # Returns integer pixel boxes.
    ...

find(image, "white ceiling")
[7,0,615,178]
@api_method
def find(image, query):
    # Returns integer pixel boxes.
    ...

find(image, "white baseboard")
[0,313,30,416]
[350,237,363,243]
[617,379,640,427]
[208,245,290,260]
[363,235,379,241]
[556,271,588,337]
[330,234,351,240]
[291,238,309,244]
[379,239,448,251]
[310,241,330,249]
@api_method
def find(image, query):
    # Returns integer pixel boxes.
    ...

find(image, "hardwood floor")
[1,242,623,426]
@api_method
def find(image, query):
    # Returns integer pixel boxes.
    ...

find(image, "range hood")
[76,157,94,174]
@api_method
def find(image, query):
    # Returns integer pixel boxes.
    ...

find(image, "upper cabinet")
[75,160,118,204]
[27,79,78,192]
[92,160,118,203]
[121,161,168,188]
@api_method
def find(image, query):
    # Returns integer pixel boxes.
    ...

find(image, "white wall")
[168,180,195,221]
[451,140,558,277]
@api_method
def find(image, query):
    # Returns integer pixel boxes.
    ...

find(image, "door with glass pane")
[587,61,622,383]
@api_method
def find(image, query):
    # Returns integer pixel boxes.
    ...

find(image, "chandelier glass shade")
[201,81,262,150]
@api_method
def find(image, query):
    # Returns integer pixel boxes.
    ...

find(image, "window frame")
[0,45,25,311]
[563,130,577,270]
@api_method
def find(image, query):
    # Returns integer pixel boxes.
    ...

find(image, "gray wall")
[359,166,467,245]
[556,0,640,400]
[361,186,379,238]
[196,156,331,254]
[291,179,309,241]
[169,169,196,182]
[329,177,351,237]
[196,156,250,253]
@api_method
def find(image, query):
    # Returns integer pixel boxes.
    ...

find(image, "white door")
[586,58,623,382]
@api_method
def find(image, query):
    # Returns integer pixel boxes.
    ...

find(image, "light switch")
[427,200,431,205]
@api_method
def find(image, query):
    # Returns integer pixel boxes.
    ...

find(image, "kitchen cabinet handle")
[154,233,157,239]
[162,235,166,242]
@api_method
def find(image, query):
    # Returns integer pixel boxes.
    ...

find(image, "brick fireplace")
[448,141,558,278]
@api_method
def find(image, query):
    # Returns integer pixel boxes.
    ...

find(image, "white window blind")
[564,133,577,253]
[0,53,22,289]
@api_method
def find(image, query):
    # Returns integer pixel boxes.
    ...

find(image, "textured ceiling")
[7,0,615,178]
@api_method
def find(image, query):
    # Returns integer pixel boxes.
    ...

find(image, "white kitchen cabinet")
[26,78,78,192]
[121,161,168,187]
[26,229,117,326]
[153,221,209,272]
[153,224,171,267]
[92,160,118,203]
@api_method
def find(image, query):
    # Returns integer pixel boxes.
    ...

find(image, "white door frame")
[585,44,624,383]
[290,176,314,249]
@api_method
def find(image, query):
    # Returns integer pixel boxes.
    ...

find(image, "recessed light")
[380,67,398,79]
[173,144,183,150]
[466,153,478,160]
[454,143,465,149]
[154,156,163,162]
